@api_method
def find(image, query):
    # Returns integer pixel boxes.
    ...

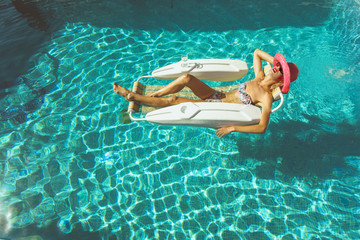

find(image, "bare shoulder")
[258,91,274,108]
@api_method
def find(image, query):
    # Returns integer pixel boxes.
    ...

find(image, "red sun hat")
[273,53,299,94]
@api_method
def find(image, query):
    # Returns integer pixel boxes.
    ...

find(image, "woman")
[113,49,299,138]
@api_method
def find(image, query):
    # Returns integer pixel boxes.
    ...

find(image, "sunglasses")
[276,62,283,74]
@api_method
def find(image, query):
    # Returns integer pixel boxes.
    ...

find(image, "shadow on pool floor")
[236,118,360,179]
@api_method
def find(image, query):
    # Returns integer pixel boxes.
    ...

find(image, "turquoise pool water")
[0,0,359,239]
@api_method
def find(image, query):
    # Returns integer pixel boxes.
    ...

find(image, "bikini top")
[238,83,253,105]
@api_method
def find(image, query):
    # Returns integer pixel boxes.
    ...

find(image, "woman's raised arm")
[253,49,274,79]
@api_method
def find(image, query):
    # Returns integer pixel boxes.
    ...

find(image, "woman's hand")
[215,126,235,138]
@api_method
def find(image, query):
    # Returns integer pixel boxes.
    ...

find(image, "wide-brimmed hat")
[273,53,299,94]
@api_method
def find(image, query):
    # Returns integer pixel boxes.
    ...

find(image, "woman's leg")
[113,83,204,108]
[149,74,215,100]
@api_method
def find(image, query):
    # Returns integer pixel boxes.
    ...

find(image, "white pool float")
[151,57,249,82]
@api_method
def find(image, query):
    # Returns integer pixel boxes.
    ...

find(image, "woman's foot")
[113,83,134,101]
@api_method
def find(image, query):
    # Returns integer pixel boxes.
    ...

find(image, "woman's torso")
[222,78,269,106]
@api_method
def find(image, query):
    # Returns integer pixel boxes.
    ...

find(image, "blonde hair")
[270,82,283,91]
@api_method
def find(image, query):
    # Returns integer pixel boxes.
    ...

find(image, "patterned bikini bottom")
[206,90,225,102]
[205,83,253,104]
